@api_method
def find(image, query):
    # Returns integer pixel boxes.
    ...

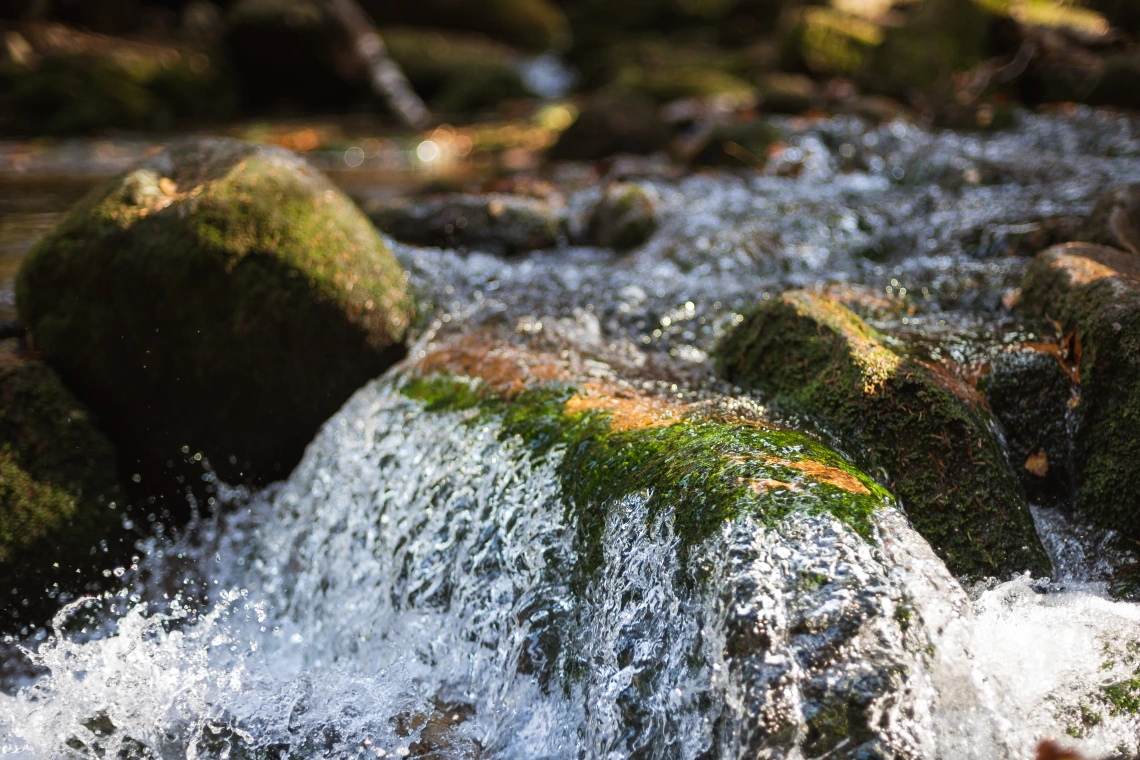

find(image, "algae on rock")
[399,352,893,580]
[0,354,128,622]
[17,137,413,487]
[1017,242,1140,540]
[715,290,1049,579]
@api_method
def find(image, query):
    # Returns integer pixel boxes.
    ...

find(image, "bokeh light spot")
[416,140,441,163]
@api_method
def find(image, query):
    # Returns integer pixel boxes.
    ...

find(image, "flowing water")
[3,110,1140,758]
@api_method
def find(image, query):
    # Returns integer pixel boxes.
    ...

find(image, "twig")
[327,0,431,129]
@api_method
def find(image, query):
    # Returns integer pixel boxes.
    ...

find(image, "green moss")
[894,602,913,631]
[0,50,232,136]
[382,27,533,114]
[804,696,876,757]
[1097,640,1140,715]
[400,372,891,580]
[715,291,1049,580]
[17,138,413,488]
[1102,678,1140,716]
[1017,244,1140,541]
[0,355,128,622]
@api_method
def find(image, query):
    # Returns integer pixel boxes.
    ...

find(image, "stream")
[3,109,1140,758]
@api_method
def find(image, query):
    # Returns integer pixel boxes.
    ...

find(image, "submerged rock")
[0,354,127,622]
[587,182,658,250]
[358,339,985,757]
[1018,242,1140,540]
[16,137,413,487]
[715,290,1049,579]
[369,193,568,255]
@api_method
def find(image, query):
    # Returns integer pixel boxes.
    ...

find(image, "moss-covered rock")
[548,90,671,161]
[588,182,658,250]
[381,27,532,114]
[715,290,1049,579]
[400,346,893,575]
[862,0,996,98]
[1017,242,1140,538]
[17,137,413,487]
[981,344,1076,503]
[0,354,128,624]
[370,193,568,255]
[1077,183,1140,256]
[596,40,756,106]
[0,24,232,135]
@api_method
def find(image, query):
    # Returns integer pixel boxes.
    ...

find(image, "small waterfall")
[6,373,1135,758]
[5,111,1140,758]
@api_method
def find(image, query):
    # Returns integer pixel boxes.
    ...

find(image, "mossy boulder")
[595,41,756,106]
[370,193,568,255]
[382,27,532,114]
[400,342,893,576]
[0,25,232,135]
[1077,183,1140,256]
[548,91,671,161]
[17,137,413,487]
[588,182,658,250]
[715,290,1049,579]
[0,354,128,624]
[1017,242,1140,538]
[981,344,1076,503]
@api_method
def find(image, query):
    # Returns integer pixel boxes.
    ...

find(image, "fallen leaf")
[1025,450,1049,477]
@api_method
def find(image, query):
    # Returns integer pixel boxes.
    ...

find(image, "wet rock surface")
[716,290,1049,579]
[1018,242,1140,541]
[982,344,1077,503]
[370,192,568,255]
[587,181,658,250]
[0,353,127,625]
[6,109,1140,756]
[548,91,671,161]
[16,137,413,488]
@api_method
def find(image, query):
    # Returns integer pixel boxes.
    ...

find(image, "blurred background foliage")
[0,0,1136,143]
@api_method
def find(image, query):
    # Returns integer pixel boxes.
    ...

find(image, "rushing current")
[3,109,1140,758]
